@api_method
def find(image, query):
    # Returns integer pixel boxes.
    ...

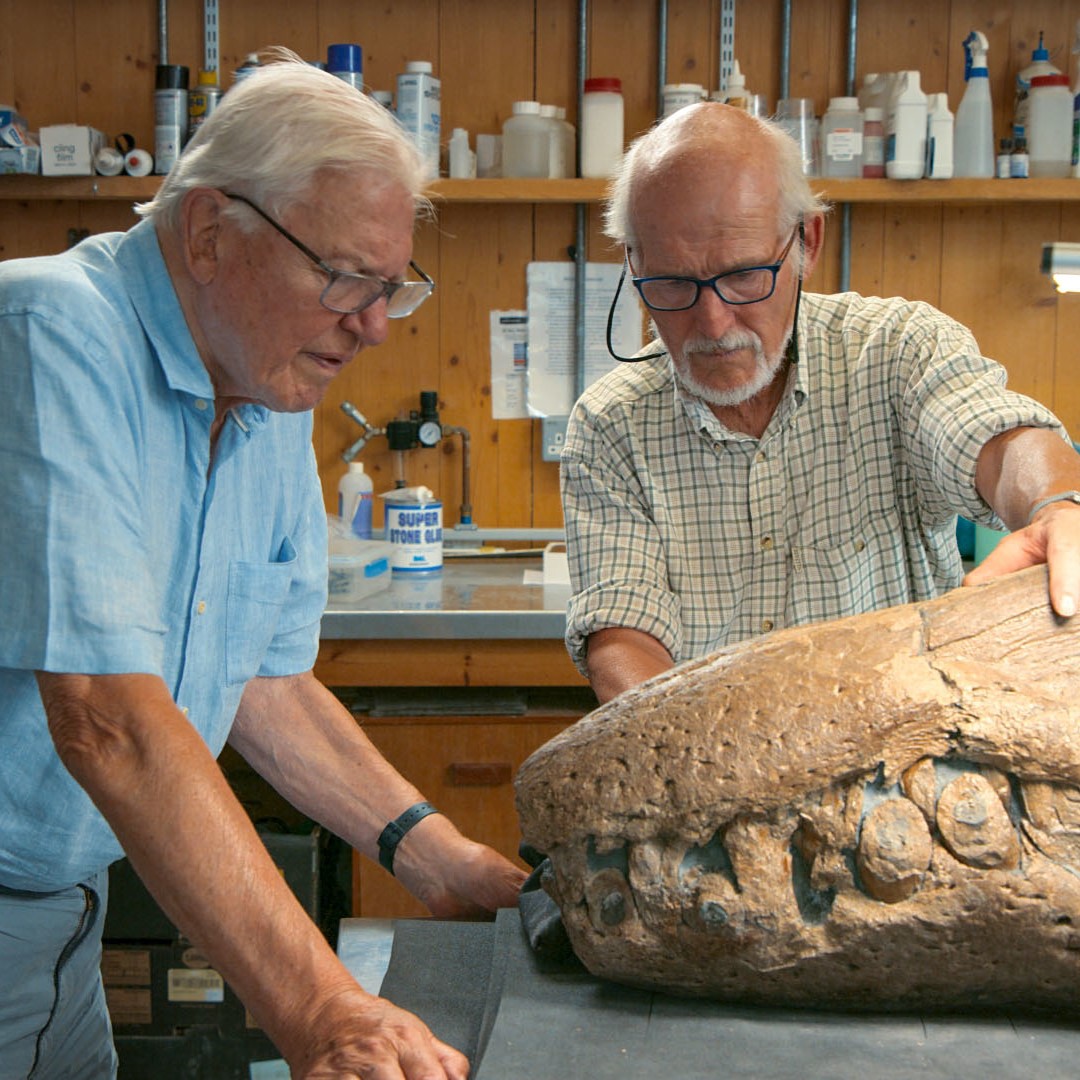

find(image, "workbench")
[338,910,1080,1079]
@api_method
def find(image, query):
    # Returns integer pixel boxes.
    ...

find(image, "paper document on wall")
[489,310,529,420]
[525,261,643,418]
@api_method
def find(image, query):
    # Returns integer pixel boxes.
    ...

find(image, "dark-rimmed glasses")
[223,191,434,318]
[632,225,801,312]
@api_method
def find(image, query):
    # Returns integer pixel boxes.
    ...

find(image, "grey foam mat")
[376,910,1080,1079]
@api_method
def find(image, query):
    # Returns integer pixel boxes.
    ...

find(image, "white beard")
[670,328,791,408]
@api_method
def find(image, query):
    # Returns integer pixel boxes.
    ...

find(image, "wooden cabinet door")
[352,714,575,918]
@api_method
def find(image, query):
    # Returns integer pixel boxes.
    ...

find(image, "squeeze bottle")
[724,61,750,110]
[338,461,374,540]
[885,71,927,180]
[954,31,995,178]
[1014,32,1060,142]
[924,92,954,179]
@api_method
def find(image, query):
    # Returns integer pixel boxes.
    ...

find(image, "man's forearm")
[585,627,674,703]
[37,671,365,1064]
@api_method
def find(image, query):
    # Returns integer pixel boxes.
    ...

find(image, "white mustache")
[682,332,763,357]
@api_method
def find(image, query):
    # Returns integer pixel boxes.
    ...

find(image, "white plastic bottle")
[662,83,705,118]
[539,104,567,177]
[1014,32,1060,143]
[448,127,476,179]
[396,61,441,181]
[925,92,954,179]
[1028,73,1074,177]
[954,31,995,178]
[338,461,374,540]
[821,96,862,177]
[885,70,927,180]
[580,77,624,178]
[502,101,549,178]
[556,106,576,177]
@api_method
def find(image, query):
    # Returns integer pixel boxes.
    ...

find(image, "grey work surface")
[321,556,570,640]
[354,909,1080,1080]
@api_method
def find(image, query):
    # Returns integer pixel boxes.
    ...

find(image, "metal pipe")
[656,0,668,120]
[839,0,859,292]
[157,0,168,64]
[574,0,588,399]
[779,0,792,102]
[442,426,473,525]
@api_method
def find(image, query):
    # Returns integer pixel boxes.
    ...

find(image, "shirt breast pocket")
[225,538,297,687]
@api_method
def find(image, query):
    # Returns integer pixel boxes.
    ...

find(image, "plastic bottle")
[338,461,374,540]
[924,92,954,179]
[187,69,222,141]
[1014,32,1060,142]
[857,73,889,114]
[448,127,476,178]
[327,43,363,90]
[821,96,862,177]
[539,104,567,177]
[723,61,750,110]
[954,31,995,178]
[233,53,261,85]
[396,61,441,181]
[502,100,549,178]
[1027,73,1074,177]
[776,98,819,175]
[556,106,576,177]
[1072,19,1080,177]
[580,77,624,178]
[885,70,927,180]
[153,64,189,175]
[861,106,885,177]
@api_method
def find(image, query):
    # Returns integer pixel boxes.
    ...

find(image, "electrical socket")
[541,416,569,462]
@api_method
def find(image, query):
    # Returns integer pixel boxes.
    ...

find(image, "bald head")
[604,103,826,256]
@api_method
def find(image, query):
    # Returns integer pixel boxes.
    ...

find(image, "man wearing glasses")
[0,57,521,1080]
[563,102,1080,705]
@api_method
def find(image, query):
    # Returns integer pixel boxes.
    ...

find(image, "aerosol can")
[954,30,995,177]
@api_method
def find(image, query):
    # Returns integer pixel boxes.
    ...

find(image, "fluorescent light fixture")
[1041,242,1080,293]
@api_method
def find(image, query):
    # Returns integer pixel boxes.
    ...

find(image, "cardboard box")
[39,124,105,176]
[102,941,255,1037]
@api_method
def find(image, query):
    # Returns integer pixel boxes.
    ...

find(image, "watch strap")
[1027,490,1080,526]
[377,801,441,875]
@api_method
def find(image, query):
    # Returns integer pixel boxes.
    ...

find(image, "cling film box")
[39,124,105,175]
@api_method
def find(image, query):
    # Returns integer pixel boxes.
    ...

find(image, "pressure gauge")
[418,420,442,447]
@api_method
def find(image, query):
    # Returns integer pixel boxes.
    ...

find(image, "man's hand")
[391,814,527,918]
[964,500,1080,618]
[292,987,469,1079]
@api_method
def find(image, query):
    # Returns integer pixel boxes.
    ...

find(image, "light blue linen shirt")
[0,219,328,890]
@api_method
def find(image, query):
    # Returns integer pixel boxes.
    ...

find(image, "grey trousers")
[0,870,117,1080]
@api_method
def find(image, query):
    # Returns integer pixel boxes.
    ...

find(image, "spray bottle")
[954,31,995,177]
[1071,19,1080,177]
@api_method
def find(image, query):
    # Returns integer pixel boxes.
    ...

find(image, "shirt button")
[180,706,189,717]
[754,451,767,464]
[761,619,775,632]
[194,399,208,411]
[761,536,773,550]
[854,538,866,552]
[196,600,207,614]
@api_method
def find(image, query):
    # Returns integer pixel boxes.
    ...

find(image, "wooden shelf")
[4,174,1080,205]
